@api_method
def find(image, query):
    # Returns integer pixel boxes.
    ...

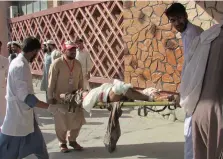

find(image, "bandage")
[111,79,133,95]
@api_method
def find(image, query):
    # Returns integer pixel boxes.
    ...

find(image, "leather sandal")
[60,144,69,153]
[69,141,84,151]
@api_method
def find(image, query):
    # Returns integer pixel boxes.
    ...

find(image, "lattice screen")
[9,1,124,81]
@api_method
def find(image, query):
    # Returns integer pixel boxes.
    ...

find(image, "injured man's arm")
[124,88,173,102]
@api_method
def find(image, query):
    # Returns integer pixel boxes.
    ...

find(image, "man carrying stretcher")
[48,79,178,153]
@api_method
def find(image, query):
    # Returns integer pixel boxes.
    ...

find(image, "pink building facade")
[0,1,11,57]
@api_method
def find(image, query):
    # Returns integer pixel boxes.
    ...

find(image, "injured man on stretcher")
[49,79,176,114]
[47,79,178,153]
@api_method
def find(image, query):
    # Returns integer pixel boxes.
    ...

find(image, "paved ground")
[25,88,184,159]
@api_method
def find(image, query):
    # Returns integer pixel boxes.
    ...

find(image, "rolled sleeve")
[24,94,39,108]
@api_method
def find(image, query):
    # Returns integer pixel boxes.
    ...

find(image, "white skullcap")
[11,41,21,48]
[7,41,12,46]
[46,40,55,45]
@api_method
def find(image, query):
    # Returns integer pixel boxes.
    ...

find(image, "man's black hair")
[0,41,2,46]
[165,3,186,17]
[22,37,41,53]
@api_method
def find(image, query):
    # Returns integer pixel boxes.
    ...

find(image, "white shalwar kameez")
[0,53,48,159]
[76,48,93,90]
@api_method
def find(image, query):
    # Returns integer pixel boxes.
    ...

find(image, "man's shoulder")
[192,24,203,32]
[51,57,63,66]
[74,59,82,67]
[84,49,91,57]
[188,23,203,35]
[83,48,89,53]
[52,49,61,55]
[11,56,24,67]
[9,58,26,75]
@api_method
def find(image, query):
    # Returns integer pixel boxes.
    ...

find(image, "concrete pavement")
[25,87,184,159]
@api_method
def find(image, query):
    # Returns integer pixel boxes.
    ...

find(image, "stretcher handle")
[95,101,176,107]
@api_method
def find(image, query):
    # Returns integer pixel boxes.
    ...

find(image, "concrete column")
[47,0,61,8]
[0,1,11,57]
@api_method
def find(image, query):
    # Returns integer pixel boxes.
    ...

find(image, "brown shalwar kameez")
[48,56,86,145]
[192,28,223,159]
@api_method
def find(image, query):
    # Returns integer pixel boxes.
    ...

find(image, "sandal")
[60,144,69,153]
[69,141,84,151]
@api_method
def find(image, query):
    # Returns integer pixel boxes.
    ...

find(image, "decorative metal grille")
[9,1,124,82]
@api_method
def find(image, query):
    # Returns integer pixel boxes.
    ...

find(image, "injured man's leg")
[124,88,174,102]
[107,88,173,103]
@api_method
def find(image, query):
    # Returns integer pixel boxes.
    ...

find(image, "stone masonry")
[123,1,223,121]
[123,1,223,90]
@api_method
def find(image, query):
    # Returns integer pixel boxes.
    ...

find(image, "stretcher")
[95,101,178,116]
[61,89,179,115]
[94,90,179,116]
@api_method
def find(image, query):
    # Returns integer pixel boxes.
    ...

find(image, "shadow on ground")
[49,142,184,159]
[86,108,133,119]
[42,132,57,144]
[34,107,134,126]
[85,121,104,125]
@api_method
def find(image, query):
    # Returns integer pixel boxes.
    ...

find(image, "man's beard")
[8,49,12,54]
[48,48,52,52]
[66,55,75,60]
[43,48,48,53]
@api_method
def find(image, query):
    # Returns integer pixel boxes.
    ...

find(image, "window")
[20,1,27,15]
[60,0,74,5]
[33,1,40,13]
[12,1,48,16]
[40,1,47,11]
[26,1,33,14]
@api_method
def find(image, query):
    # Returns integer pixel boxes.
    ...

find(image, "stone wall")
[123,1,223,92]
[123,1,223,121]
